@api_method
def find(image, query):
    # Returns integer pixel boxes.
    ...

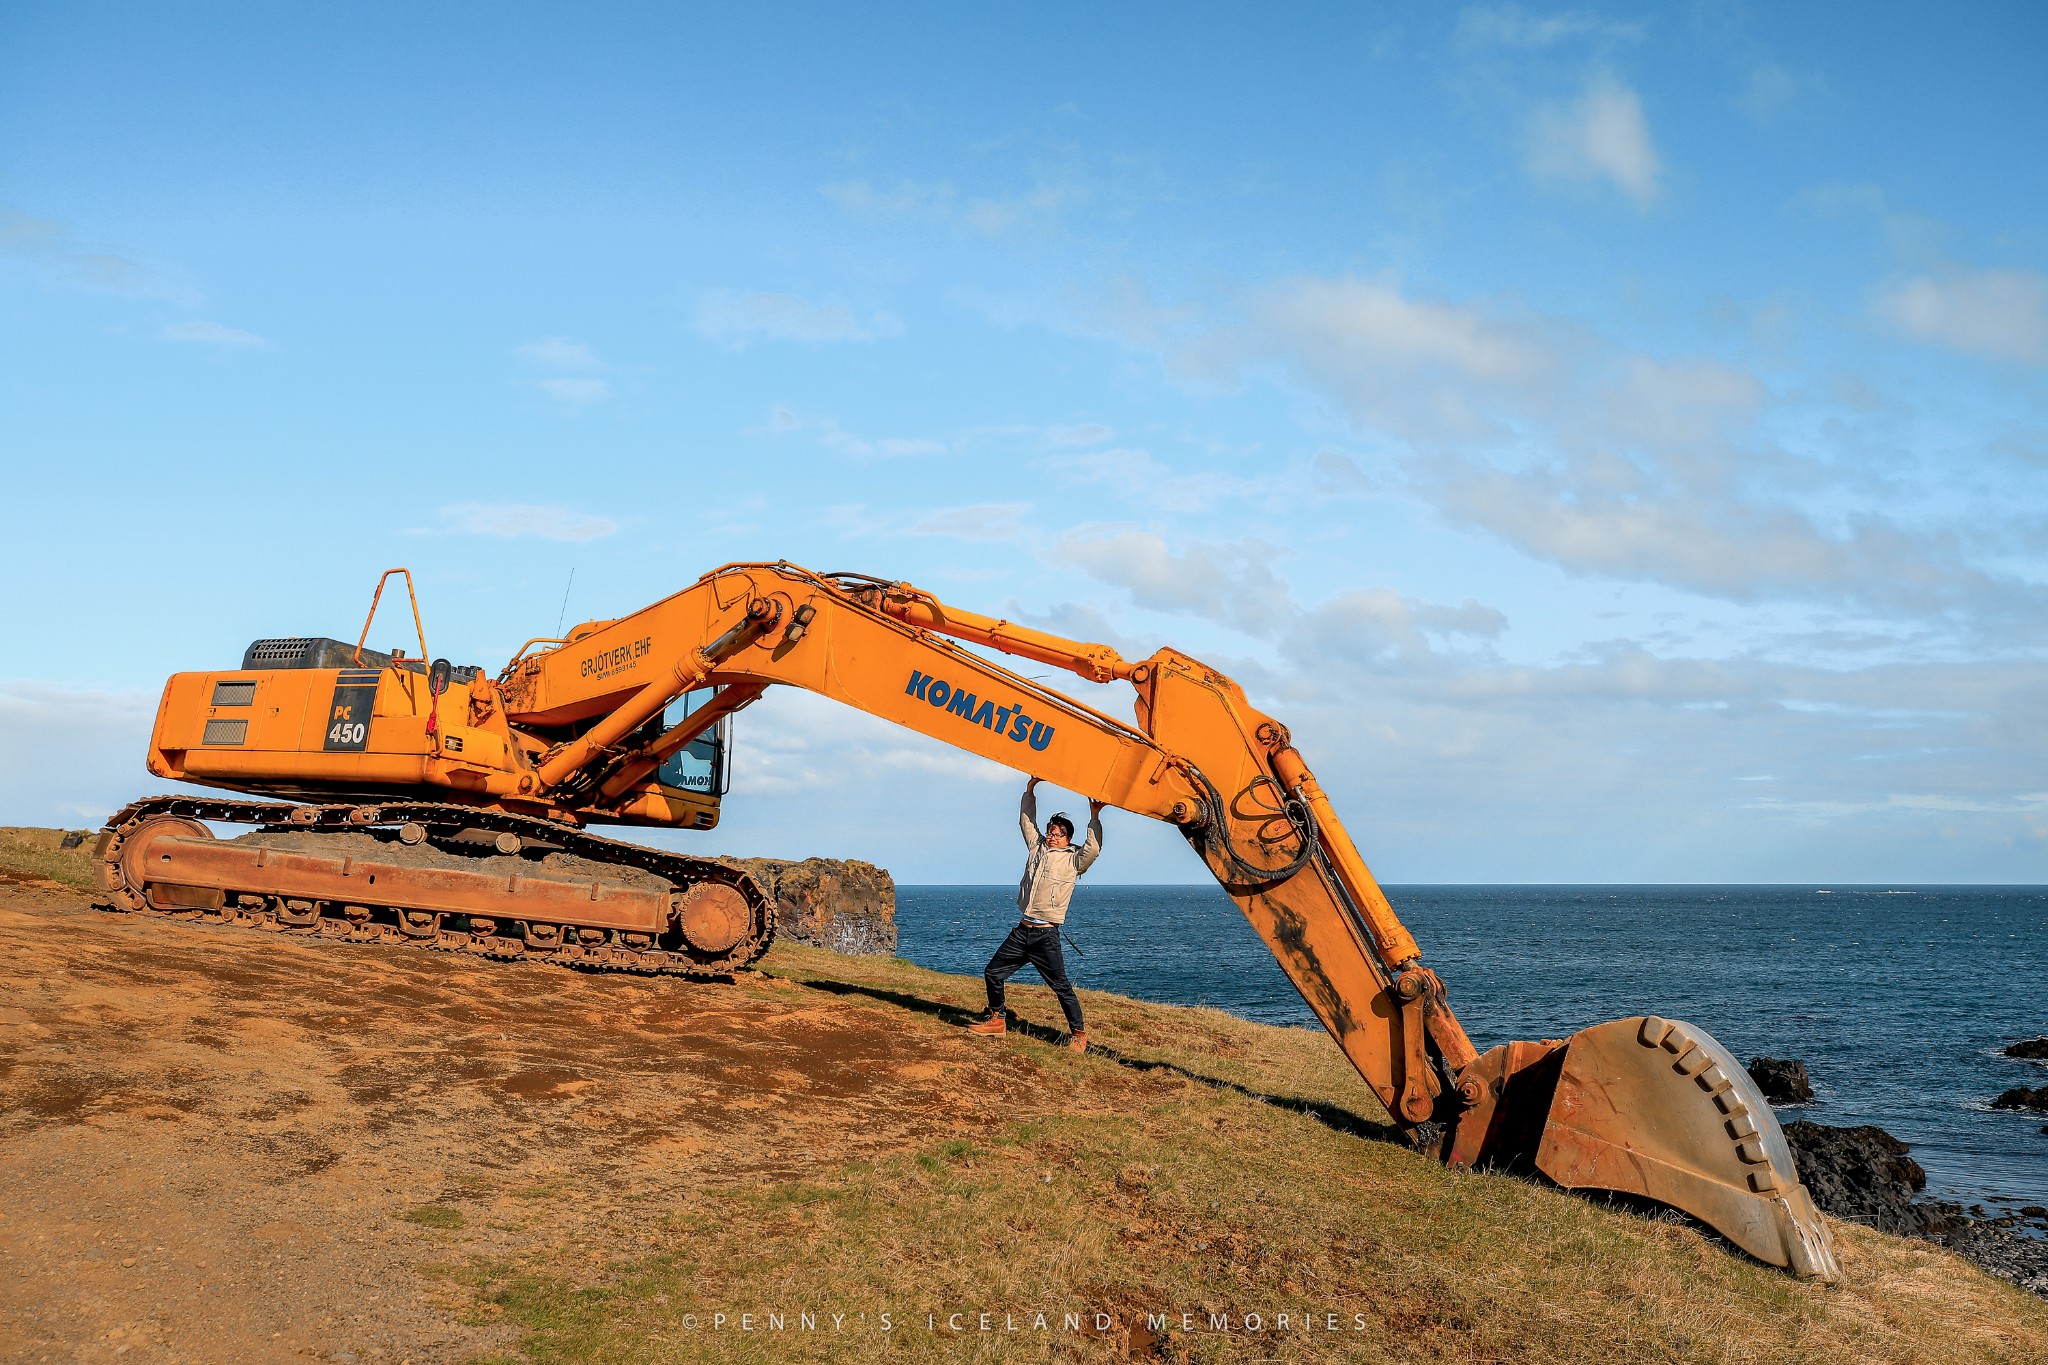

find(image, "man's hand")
[1025,777,1040,792]
[1088,799,1106,816]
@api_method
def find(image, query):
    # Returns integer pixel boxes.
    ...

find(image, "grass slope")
[1,830,2036,1361]
[457,945,2048,1364]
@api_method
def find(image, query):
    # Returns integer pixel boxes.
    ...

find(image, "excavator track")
[91,796,775,978]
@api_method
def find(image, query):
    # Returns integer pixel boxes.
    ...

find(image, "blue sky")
[3,2,2044,883]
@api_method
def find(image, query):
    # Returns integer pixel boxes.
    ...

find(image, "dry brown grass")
[457,944,2048,1365]
[0,827,95,887]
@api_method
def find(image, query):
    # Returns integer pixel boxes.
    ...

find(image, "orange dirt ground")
[0,872,1063,1364]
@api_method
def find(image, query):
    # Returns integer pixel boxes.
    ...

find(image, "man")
[966,776,1105,1052]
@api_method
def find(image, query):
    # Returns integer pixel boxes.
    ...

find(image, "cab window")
[656,688,729,795]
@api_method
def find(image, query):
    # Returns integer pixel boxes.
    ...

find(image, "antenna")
[555,567,576,636]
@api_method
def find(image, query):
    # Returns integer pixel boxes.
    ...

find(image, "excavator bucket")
[1531,1016,1841,1280]
[1449,1014,1839,1280]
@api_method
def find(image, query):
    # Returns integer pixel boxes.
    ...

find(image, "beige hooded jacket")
[1015,786,1102,926]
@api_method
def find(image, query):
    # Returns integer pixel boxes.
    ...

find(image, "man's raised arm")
[1075,799,1104,874]
[1020,778,1042,849]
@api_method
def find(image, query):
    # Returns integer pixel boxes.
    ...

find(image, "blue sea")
[895,884,2048,1212]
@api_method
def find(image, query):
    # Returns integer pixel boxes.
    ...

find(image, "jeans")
[983,921,1084,1033]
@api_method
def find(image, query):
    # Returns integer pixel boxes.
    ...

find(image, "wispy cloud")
[1047,422,1114,447]
[1738,62,1823,125]
[516,336,603,370]
[515,335,613,404]
[1873,266,2048,367]
[537,377,613,405]
[908,503,1032,541]
[431,502,619,541]
[697,290,901,346]
[1528,76,1662,207]
[1096,272,2045,631]
[0,208,192,303]
[1455,5,1645,48]
[827,501,1031,542]
[1054,529,1294,638]
[161,320,266,348]
[821,176,1088,238]
[766,407,947,458]
[1046,447,1273,514]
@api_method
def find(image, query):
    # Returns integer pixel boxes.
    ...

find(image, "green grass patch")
[401,1204,466,1230]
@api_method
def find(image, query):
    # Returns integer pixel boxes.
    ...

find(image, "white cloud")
[1187,275,1557,440]
[1873,267,2048,367]
[1047,447,1273,515]
[514,336,611,403]
[696,290,901,346]
[537,377,613,406]
[820,176,1087,238]
[516,337,603,370]
[1738,63,1820,125]
[1100,272,2045,626]
[433,502,619,541]
[1455,5,1644,47]
[766,408,947,458]
[1047,422,1114,447]
[0,682,188,827]
[1053,530,1294,638]
[161,320,266,348]
[1528,76,1662,207]
[1285,588,1507,671]
[907,503,1032,541]
[1254,276,1546,382]
[1312,450,1377,499]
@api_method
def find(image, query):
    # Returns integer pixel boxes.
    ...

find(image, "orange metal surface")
[124,828,668,934]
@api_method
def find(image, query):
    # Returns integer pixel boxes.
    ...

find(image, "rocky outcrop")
[1747,1056,1814,1105]
[1782,1121,1965,1236]
[2005,1038,2048,1061]
[1992,1086,2048,1114]
[1782,1118,2048,1296]
[721,857,896,956]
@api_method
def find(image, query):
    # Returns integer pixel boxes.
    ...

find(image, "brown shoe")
[965,1012,1008,1036]
[1065,1030,1089,1053]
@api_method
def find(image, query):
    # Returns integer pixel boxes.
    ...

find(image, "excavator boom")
[106,561,1839,1280]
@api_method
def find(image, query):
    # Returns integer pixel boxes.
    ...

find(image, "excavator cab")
[654,689,732,796]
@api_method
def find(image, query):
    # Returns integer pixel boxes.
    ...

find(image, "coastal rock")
[2006,1038,2048,1061]
[1939,1223,2048,1298]
[1991,1086,2048,1114]
[721,856,896,956]
[1781,1120,1965,1237]
[1746,1056,1815,1105]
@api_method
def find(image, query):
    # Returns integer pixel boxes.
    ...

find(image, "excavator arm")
[496,562,1841,1280]
[502,563,1452,1129]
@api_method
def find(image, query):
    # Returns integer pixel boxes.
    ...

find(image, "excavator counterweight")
[100,561,1839,1281]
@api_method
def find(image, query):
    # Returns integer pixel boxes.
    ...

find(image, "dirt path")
[0,880,1048,1363]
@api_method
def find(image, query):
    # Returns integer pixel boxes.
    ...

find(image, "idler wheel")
[674,883,750,954]
[116,816,222,912]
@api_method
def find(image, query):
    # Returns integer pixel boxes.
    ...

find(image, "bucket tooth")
[1532,1015,1841,1281]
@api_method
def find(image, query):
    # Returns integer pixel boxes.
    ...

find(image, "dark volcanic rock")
[1746,1056,1815,1105]
[721,856,897,956]
[1782,1121,1965,1237]
[2005,1037,2048,1061]
[1992,1086,2048,1114]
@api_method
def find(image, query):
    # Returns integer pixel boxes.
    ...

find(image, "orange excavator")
[97,562,1840,1280]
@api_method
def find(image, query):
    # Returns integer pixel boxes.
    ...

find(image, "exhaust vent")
[211,680,257,707]
[201,718,249,746]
